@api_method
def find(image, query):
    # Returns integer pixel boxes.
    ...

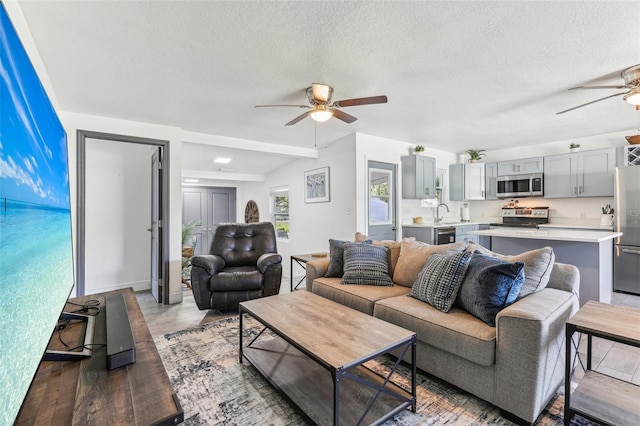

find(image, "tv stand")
[43,311,95,362]
[15,288,183,425]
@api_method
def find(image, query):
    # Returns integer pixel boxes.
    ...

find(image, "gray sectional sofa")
[305,237,580,424]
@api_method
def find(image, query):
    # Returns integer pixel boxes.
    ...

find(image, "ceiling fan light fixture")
[309,105,333,122]
[624,90,640,106]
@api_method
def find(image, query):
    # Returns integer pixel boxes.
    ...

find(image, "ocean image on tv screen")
[0,5,74,423]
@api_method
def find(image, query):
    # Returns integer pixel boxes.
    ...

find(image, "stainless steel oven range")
[489,207,549,229]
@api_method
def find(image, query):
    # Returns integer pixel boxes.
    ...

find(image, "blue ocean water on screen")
[0,200,74,422]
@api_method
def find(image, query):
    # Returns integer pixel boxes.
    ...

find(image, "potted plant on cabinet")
[466,149,486,162]
[570,143,580,153]
[413,144,425,155]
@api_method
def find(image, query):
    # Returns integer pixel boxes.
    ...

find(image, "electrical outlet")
[346,207,351,215]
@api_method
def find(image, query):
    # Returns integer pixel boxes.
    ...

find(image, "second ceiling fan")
[255,83,388,126]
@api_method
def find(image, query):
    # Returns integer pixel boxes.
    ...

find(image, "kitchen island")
[470,228,622,306]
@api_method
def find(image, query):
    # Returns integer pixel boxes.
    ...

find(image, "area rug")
[154,316,583,425]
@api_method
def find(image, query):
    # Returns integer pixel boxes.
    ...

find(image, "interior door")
[367,161,397,241]
[182,187,236,254]
[150,147,162,303]
[207,188,236,239]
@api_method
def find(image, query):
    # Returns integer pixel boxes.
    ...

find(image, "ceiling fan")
[254,83,388,126]
[557,64,640,114]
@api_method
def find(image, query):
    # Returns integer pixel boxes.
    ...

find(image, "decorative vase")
[570,147,580,153]
[469,159,478,163]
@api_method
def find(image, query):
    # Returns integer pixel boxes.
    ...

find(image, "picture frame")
[304,166,330,203]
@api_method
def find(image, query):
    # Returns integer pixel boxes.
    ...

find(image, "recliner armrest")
[257,253,282,273]
[191,254,225,276]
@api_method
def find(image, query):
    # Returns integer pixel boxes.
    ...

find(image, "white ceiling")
[17,1,640,181]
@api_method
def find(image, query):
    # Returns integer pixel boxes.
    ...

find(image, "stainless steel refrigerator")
[614,166,640,294]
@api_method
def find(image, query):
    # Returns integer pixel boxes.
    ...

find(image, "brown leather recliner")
[190,222,282,311]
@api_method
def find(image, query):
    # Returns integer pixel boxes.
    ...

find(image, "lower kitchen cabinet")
[456,224,479,244]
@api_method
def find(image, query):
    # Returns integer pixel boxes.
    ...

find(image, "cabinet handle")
[578,185,582,194]
[426,188,429,195]
[622,248,640,255]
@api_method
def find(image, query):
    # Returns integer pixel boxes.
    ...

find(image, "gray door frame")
[76,130,170,302]
[367,160,397,241]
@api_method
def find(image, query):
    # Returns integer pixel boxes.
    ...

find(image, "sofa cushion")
[393,240,469,287]
[312,277,410,315]
[325,239,349,278]
[354,232,409,277]
[468,242,555,299]
[456,251,525,327]
[341,242,393,286]
[374,295,497,366]
[409,251,472,312]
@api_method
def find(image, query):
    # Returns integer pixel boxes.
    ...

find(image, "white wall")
[242,134,357,277]
[63,112,184,303]
[85,139,152,294]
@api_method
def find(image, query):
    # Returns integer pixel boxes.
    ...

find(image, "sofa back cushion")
[393,240,469,287]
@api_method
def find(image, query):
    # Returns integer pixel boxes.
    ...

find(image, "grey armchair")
[190,222,282,311]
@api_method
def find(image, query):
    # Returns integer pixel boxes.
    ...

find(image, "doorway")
[182,187,236,255]
[76,130,170,303]
[367,161,397,241]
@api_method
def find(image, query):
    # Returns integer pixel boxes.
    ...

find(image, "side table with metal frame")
[290,253,327,292]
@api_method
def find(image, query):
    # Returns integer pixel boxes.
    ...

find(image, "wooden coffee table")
[239,291,416,425]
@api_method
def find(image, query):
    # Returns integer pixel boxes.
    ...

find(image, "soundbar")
[106,292,136,370]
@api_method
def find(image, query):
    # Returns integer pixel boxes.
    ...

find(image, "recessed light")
[213,157,232,164]
[184,179,199,183]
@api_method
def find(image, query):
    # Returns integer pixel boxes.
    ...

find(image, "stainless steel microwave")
[496,173,543,198]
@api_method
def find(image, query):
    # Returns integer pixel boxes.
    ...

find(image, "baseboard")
[85,281,150,295]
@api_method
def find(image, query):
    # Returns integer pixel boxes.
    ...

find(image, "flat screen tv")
[0,4,75,423]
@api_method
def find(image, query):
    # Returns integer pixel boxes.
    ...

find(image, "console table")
[15,288,183,426]
[564,301,640,426]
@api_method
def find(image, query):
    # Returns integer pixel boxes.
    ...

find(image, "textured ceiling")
[16,1,640,180]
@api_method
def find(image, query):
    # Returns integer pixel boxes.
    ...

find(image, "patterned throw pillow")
[409,251,473,312]
[341,242,393,286]
[456,251,525,327]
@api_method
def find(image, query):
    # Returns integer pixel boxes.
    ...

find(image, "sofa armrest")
[257,253,282,273]
[191,254,225,276]
[305,258,330,292]
[545,262,580,300]
[494,287,579,422]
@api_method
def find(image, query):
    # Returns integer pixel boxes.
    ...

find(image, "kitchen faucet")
[435,203,450,224]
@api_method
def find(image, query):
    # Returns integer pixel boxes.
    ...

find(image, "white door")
[367,161,397,241]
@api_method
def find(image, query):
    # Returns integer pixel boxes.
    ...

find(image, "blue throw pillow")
[455,251,525,327]
[341,242,393,286]
[409,251,472,312]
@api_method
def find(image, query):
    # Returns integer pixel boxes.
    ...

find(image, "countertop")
[469,228,622,243]
[403,221,485,229]
[538,223,614,231]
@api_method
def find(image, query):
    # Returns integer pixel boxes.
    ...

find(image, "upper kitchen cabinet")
[484,162,498,200]
[497,157,544,176]
[450,163,485,201]
[544,148,615,198]
[401,155,436,199]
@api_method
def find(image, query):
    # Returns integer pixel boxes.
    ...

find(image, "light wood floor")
[135,276,640,386]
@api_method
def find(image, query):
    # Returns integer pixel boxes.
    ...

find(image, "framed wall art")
[304,166,330,203]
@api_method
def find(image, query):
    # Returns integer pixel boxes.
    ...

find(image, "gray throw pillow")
[409,251,473,312]
[456,251,525,327]
[341,242,393,286]
[325,238,372,278]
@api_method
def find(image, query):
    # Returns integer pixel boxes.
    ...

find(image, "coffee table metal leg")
[239,309,244,364]
[333,370,341,426]
[412,336,417,412]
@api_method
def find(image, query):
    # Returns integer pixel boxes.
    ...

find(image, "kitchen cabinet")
[449,163,485,201]
[544,148,615,198]
[497,157,543,176]
[402,226,435,244]
[401,155,436,199]
[484,162,498,200]
[455,224,479,244]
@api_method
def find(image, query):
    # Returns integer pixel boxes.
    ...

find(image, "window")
[369,168,392,224]
[271,187,289,240]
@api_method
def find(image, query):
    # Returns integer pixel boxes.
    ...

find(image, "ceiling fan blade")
[332,109,358,123]
[556,91,630,115]
[254,104,308,108]
[285,111,310,126]
[334,95,388,108]
[568,85,631,90]
[311,83,333,102]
